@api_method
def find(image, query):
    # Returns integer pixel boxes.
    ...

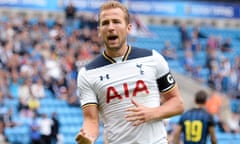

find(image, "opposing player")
[173,90,217,144]
[76,1,184,144]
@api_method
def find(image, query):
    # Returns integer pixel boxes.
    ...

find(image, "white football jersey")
[77,46,176,144]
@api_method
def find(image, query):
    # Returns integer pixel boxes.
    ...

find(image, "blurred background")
[0,0,240,144]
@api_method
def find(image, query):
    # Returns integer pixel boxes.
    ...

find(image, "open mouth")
[107,35,118,41]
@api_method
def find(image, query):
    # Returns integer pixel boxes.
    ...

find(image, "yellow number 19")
[184,120,203,142]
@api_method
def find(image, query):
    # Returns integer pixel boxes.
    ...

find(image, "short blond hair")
[98,0,130,25]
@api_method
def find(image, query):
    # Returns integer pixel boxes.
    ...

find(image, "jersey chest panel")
[86,57,160,109]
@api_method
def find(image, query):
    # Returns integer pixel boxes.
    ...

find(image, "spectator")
[228,67,238,98]
[51,112,60,144]
[0,120,9,144]
[182,50,199,77]
[205,89,223,117]
[27,95,40,114]
[31,77,45,99]
[0,70,12,99]
[218,58,231,92]
[130,15,153,37]
[161,41,177,60]
[0,94,8,118]
[54,77,69,101]
[217,116,231,133]
[232,56,240,98]
[39,114,53,144]
[205,44,219,74]
[64,1,77,26]
[18,97,32,118]
[18,78,32,102]
[30,114,41,144]
[192,25,207,39]
[179,24,189,46]
[226,112,240,133]
[221,37,232,52]
[206,35,218,51]
[190,27,202,52]
[2,108,20,128]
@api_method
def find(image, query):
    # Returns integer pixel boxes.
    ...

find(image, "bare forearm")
[82,120,99,140]
[155,96,184,120]
[81,105,100,141]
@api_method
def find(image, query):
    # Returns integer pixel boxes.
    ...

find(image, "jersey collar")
[102,45,131,64]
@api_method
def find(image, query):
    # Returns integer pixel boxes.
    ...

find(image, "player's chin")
[106,39,119,46]
[107,44,121,51]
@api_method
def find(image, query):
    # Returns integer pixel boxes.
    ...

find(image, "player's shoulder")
[85,54,111,70]
[184,108,211,117]
[128,46,153,60]
[181,108,197,116]
[130,46,165,62]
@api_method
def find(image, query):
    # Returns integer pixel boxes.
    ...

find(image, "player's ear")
[127,24,132,34]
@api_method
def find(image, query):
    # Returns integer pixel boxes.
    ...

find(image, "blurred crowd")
[0,4,103,143]
[162,24,240,97]
[162,23,240,98]
[162,23,240,138]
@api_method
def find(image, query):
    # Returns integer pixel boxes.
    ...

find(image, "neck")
[195,104,205,109]
[105,44,128,58]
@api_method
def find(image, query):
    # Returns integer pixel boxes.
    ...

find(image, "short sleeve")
[152,50,170,78]
[77,67,98,107]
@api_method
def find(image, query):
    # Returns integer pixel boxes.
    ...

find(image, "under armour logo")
[136,64,144,75]
[100,74,110,81]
